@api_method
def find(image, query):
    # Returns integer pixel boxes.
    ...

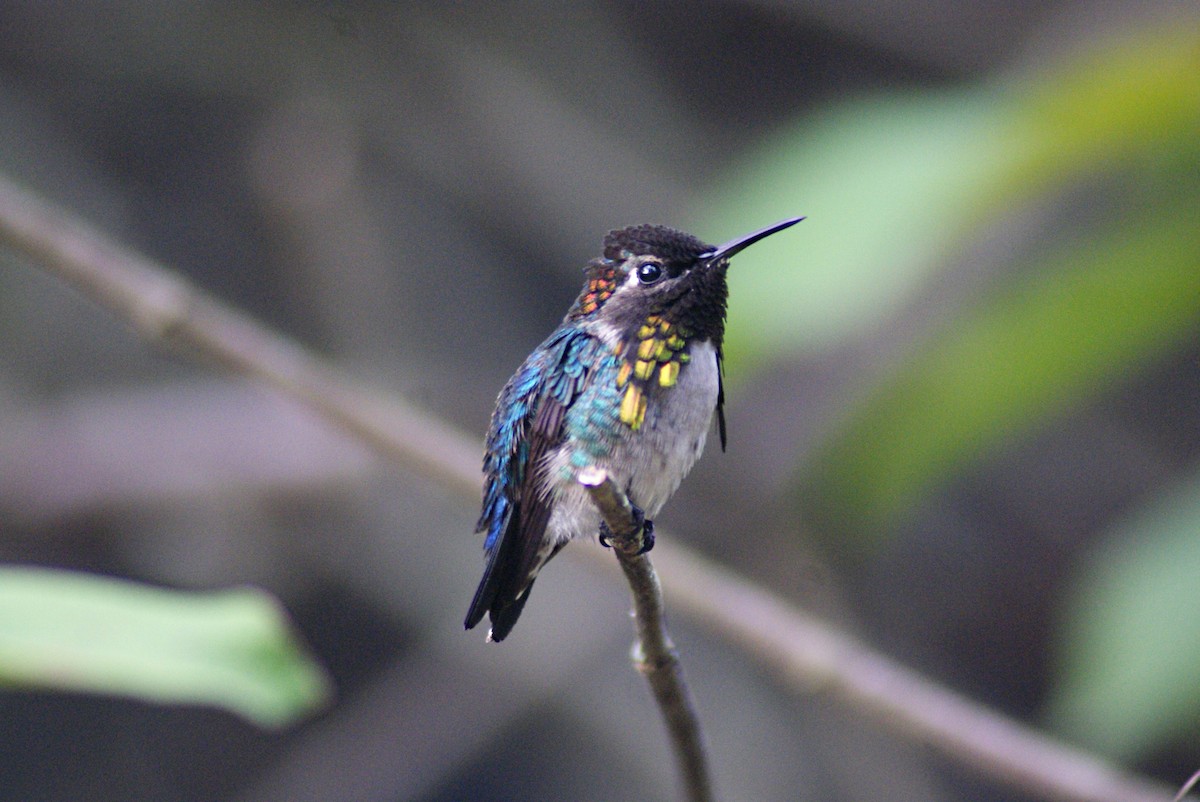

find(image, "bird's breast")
[540,339,719,544]
[618,339,719,515]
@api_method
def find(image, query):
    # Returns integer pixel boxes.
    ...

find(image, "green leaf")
[700,21,1200,537]
[700,89,1016,362]
[0,566,331,727]
[1045,473,1200,759]
[703,21,1200,368]
[1000,23,1200,197]
[804,203,1200,534]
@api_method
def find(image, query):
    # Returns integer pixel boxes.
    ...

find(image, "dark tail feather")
[463,561,536,643]
[464,529,514,631]
[484,541,565,641]
[464,536,564,642]
[464,516,535,640]
[484,581,536,642]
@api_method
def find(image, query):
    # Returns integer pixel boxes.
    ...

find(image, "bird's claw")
[636,518,655,554]
[598,508,655,554]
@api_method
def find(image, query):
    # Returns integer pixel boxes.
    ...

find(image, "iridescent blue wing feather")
[465,328,601,639]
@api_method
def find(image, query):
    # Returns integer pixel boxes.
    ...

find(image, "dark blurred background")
[0,3,1198,801]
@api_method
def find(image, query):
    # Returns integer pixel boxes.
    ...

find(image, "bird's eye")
[636,262,663,284]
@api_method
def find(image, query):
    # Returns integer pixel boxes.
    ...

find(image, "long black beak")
[703,216,804,263]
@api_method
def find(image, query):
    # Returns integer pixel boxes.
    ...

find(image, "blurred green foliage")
[704,20,1200,762]
[811,207,1198,535]
[1047,469,1200,759]
[0,566,330,727]
[707,22,1200,535]
[703,89,1009,354]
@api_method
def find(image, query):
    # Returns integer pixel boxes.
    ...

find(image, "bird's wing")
[465,328,601,638]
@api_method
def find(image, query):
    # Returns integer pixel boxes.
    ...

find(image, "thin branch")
[579,466,712,802]
[0,173,1177,802]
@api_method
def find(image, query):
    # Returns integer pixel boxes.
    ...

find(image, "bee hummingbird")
[465,217,803,641]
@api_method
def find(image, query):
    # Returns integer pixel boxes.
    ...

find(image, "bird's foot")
[637,518,655,554]
[598,506,655,554]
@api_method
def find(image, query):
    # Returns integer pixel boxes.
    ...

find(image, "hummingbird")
[465,217,803,641]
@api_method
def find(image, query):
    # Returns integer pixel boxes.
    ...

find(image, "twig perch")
[0,172,1179,802]
[578,466,712,802]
